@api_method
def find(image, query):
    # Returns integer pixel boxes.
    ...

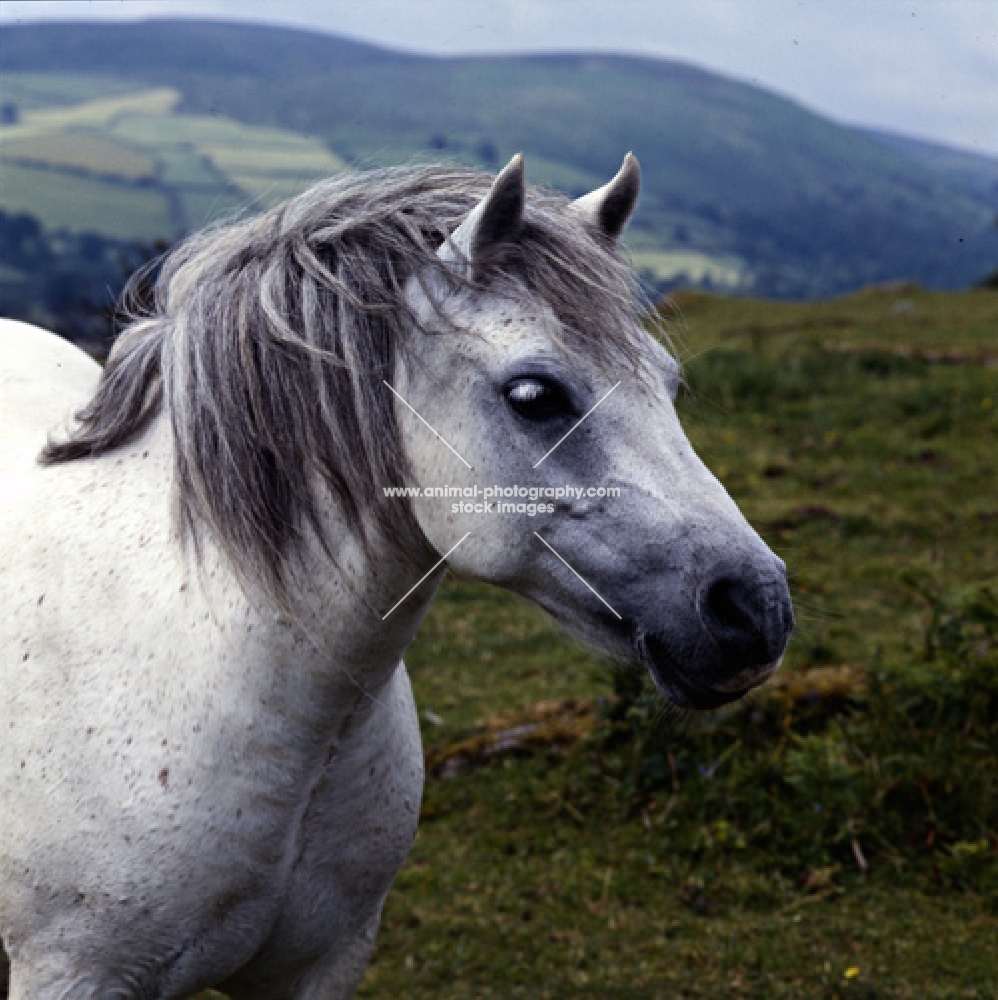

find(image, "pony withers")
[0,154,792,999]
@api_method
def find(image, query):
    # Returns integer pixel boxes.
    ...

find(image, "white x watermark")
[381,378,623,619]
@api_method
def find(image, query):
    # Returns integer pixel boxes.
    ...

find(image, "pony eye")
[506,378,572,421]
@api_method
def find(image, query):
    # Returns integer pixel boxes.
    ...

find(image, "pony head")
[398,154,793,708]
[44,154,791,707]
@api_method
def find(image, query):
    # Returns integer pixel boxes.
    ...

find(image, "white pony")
[0,154,792,999]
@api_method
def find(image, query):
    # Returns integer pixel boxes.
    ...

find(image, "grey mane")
[42,164,652,600]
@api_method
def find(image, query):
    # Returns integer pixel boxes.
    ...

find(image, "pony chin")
[635,627,786,710]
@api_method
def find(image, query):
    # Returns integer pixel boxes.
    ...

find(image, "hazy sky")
[1,0,996,156]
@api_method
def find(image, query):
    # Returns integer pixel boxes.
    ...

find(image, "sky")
[1,0,996,157]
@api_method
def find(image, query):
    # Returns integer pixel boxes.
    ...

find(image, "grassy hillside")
[2,19,997,298]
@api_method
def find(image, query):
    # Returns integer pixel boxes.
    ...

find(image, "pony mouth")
[634,629,779,710]
[709,660,780,693]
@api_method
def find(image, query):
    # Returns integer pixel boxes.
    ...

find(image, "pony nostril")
[699,572,794,677]
[701,576,761,645]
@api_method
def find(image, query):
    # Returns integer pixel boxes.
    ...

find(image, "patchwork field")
[628,248,746,288]
[0,74,743,286]
[0,75,346,238]
[0,161,173,239]
[0,71,746,292]
[4,21,998,300]
[0,131,158,181]
[2,86,181,136]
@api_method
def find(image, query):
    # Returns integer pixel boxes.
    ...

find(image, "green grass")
[350,288,998,997]
[388,586,608,744]
[363,785,997,997]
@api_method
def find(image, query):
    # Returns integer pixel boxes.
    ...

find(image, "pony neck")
[251,504,445,696]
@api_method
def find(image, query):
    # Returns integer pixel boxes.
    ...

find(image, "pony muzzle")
[635,566,793,709]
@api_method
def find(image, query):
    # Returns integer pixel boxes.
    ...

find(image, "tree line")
[0,209,166,349]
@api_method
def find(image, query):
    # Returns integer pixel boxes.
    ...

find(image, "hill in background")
[1,17,997,311]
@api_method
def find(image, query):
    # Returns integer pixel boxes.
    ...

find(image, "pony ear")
[570,152,641,242]
[441,153,525,274]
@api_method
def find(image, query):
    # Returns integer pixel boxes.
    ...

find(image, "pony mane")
[42,164,654,601]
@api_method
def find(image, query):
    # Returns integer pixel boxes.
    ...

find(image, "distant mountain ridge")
[1,18,996,298]
[856,127,998,205]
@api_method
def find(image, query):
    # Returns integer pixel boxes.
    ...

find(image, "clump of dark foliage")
[595,577,997,898]
[0,209,165,349]
[975,268,998,290]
